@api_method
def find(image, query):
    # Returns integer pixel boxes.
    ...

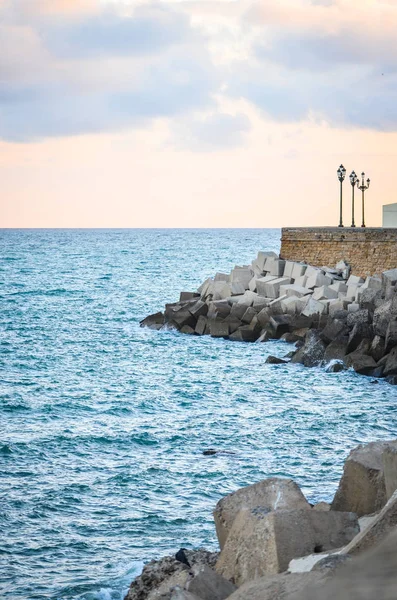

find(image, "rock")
[185,565,236,600]
[180,292,200,302]
[293,529,397,600]
[324,335,349,363]
[369,335,386,362]
[170,588,202,600]
[385,320,397,353]
[171,307,197,330]
[386,374,397,384]
[382,446,397,500]
[213,477,310,550]
[311,554,352,572]
[241,307,257,324]
[346,309,371,327]
[325,360,345,373]
[346,322,373,354]
[224,572,326,600]
[291,330,326,367]
[216,508,359,585]
[382,268,397,297]
[320,318,347,344]
[208,300,231,319]
[180,325,196,335]
[341,489,397,556]
[189,301,208,319]
[301,297,326,317]
[280,332,300,343]
[195,316,208,336]
[265,355,288,365]
[331,440,393,516]
[202,449,217,456]
[269,315,292,338]
[230,302,249,320]
[344,349,377,375]
[359,288,381,311]
[373,300,394,337]
[383,347,397,376]
[125,549,219,600]
[228,326,259,342]
[222,316,242,334]
[140,312,165,329]
[209,321,229,338]
[313,502,331,511]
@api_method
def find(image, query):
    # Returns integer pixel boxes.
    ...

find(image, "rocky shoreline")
[141,250,397,383]
[124,439,397,600]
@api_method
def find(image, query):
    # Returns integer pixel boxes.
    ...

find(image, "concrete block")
[294,275,308,287]
[214,273,230,283]
[279,284,311,298]
[283,260,296,278]
[230,302,249,320]
[216,508,359,585]
[312,286,338,301]
[292,263,308,280]
[213,477,310,550]
[248,277,257,292]
[236,290,258,306]
[209,320,229,338]
[347,275,364,286]
[256,250,277,271]
[383,446,397,501]
[186,564,236,600]
[347,303,360,313]
[189,300,208,318]
[256,276,278,297]
[230,267,253,289]
[253,296,271,310]
[263,277,292,299]
[198,278,212,298]
[195,316,208,335]
[306,273,333,289]
[328,299,346,317]
[241,307,257,324]
[305,265,320,277]
[346,284,360,301]
[265,257,286,277]
[302,297,326,317]
[230,282,245,296]
[329,282,348,294]
[331,440,393,516]
[280,295,300,315]
[362,276,382,291]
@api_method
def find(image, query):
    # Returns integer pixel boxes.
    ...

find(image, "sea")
[1,228,397,600]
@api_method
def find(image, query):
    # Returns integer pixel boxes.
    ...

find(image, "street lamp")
[337,164,346,227]
[356,172,370,228]
[349,171,358,227]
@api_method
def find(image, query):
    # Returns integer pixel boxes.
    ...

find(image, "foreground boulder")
[340,489,397,556]
[216,508,359,585]
[124,549,218,600]
[293,529,397,600]
[184,564,236,600]
[225,571,327,600]
[330,441,397,516]
[213,478,310,550]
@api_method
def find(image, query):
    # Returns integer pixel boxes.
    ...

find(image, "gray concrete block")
[279,283,311,298]
[265,257,286,277]
[329,281,348,294]
[256,276,278,297]
[312,286,338,300]
[292,263,308,280]
[302,297,327,317]
[230,267,253,289]
[263,277,292,299]
[236,290,258,306]
[294,275,308,287]
[306,273,333,289]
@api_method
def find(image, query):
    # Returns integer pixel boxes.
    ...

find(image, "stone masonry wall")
[280,227,397,277]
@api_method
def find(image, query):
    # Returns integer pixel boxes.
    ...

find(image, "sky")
[1,0,397,228]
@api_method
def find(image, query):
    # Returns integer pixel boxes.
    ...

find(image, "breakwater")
[142,250,397,383]
[280,227,397,277]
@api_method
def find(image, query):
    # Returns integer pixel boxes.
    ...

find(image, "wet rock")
[320,318,347,344]
[216,508,359,584]
[346,322,373,354]
[203,449,217,456]
[124,549,219,600]
[383,347,397,377]
[213,477,310,550]
[386,375,397,385]
[291,330,326,368]
[325,360,345,373]
[369,335,386,362]
[180,292,200,302]
[140,312,165,329]
[265,355,288,365]
[385,321,397,353]
[323,334,349,363]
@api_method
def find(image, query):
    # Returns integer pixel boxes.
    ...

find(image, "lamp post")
[337,164,346,227]
[349,171,358,227]
[356,172,370,228]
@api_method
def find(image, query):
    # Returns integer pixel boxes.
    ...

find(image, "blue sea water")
[1,228,397,600]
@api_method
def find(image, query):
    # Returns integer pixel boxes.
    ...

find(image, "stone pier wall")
[280,227,397,277]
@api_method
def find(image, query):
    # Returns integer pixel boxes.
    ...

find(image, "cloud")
[0,1,221,142]
[229,0,397,130]
[172,111,251,151]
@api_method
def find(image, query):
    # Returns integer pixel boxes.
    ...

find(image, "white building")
[383,203,397,227]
